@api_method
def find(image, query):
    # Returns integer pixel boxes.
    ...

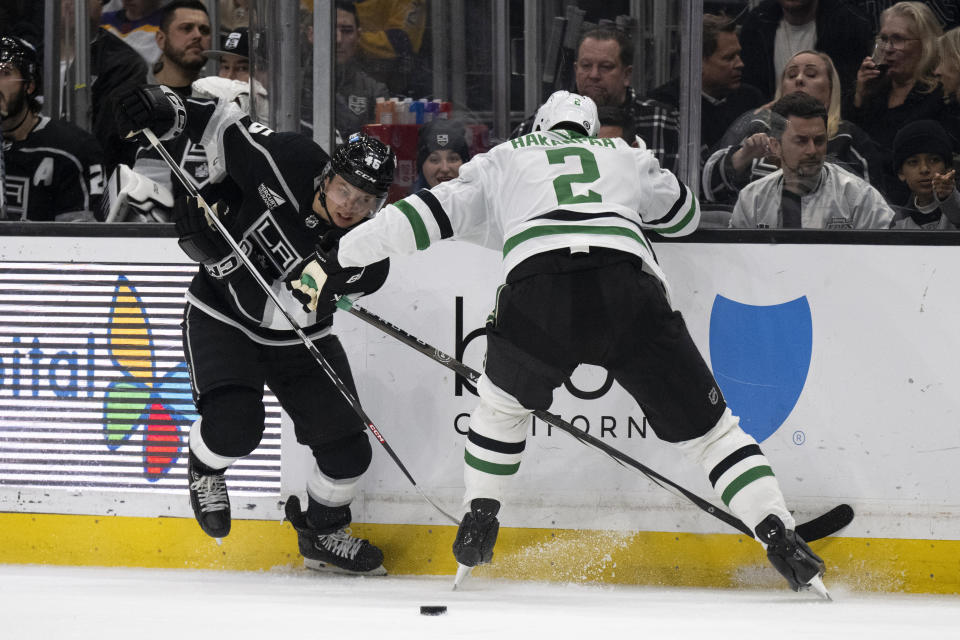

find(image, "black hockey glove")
[287,238,361,312]
[115,85,187,143]
[173,195,232,265]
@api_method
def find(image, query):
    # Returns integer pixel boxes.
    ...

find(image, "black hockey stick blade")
[795,503,854,542]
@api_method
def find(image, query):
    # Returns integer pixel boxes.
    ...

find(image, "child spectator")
[415,119,470,190]
[890,119,960,228]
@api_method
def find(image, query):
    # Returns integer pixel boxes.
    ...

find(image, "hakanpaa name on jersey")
[339,129,699,296]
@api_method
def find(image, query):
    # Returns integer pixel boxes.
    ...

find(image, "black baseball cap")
[204,28,249,59]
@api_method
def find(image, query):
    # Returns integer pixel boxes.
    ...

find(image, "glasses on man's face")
[875,34,920,50]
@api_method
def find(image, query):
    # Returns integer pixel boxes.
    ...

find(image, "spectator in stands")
[847,2,947,200]
[0,37,104,221]
[889,119,960,227]
[149,0,212,93]
[104,1,214,223]
[204,27,250,82]
[300,1,391,138]
[935,25,960,100]
[704,50,884,205]
[192,27,265,121]
[596,105,638,144]
[101,0,165,67]
[355,0,427,96]
[414,118,470,190]
[649,13,765,153]
[739,0,874,101]
[89,0,149,176]
[513,27,681,173]
[730,92,894,228]
[850,0,960,31]
[336,1,391,133]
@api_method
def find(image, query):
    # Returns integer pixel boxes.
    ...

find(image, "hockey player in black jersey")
[0,37,104,221]
[115,84,395,575]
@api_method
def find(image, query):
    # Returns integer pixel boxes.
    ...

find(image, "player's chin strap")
[334,295,856,543]
[140,127,460,527]
[314,173,332,220]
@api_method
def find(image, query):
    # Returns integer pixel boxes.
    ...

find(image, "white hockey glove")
[104,164,174,223]
[288,259,330,312]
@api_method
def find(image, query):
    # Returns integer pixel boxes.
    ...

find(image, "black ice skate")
[284,495,386,575]
[755,514,830,600]
[187,452,231,538]
[453,498,501,567]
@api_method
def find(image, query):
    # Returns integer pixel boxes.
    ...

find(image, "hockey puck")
[419,605,447,616]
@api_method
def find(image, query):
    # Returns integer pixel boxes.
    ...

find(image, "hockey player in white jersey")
[289,90,828,595]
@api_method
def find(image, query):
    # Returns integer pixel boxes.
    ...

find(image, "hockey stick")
[140,128,460,527]
[0,133,7,219]
[335,296,854,542]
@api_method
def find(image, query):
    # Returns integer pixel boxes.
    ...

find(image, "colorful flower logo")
[101,276,197,480]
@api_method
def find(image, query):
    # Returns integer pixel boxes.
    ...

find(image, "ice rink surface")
[2,564,959,640]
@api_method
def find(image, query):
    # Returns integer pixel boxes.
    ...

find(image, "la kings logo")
[2,175,29,218]
[242,211,300,278]
[348,95,368,116]
[180,141,211,188]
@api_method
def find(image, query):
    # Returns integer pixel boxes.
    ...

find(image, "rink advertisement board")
[0,234,284,516]
[2,229,959,540]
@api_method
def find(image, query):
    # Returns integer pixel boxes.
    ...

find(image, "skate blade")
[452,563,473,590]
[806,575,832,601]
[303,558,387,576]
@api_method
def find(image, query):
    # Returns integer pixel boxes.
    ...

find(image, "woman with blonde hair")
[935,26,960,101]
[846,2,951,199]
[703,50,883,205]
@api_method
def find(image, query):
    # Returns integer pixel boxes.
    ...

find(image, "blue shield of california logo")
[708,295,812,442]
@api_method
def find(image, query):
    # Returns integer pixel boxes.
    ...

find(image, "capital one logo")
[102,276,197,480]
[708,295,812,442]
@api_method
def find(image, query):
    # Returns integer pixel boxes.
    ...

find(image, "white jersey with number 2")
[337,129,700,293]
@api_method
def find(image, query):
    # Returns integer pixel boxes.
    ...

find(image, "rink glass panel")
[0,262,281,496]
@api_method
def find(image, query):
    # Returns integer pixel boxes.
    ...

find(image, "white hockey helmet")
[532,90,599,137]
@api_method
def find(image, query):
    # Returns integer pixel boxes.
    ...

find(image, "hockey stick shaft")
[0,134,7,219]
[336,297,853,541]
[141,128,459,526]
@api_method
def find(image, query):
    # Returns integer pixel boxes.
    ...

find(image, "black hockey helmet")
[330,133,395,195]
[0,36,40,95]
[316,132,395,216]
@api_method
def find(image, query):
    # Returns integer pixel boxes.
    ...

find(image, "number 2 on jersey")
[546,147,602,205]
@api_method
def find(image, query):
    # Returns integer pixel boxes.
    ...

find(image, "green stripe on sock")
[720,465,775,506]
[464,450,520,476]
[395,199,431,250]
